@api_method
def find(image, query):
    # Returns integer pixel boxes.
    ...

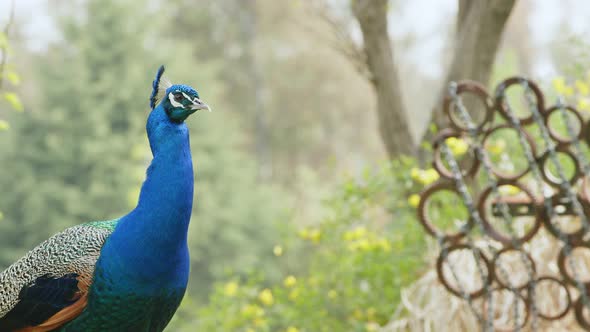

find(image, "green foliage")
[2,92,22,111]
[183,111,292,299]
[0,0,152,265]
[0,0,289,304]
[173,159,427,331]
[0,28,21,116]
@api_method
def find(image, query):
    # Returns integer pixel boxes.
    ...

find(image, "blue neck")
[100,106,193,288]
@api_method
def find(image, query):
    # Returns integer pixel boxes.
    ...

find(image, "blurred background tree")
[345,0,517,157]
[0,0,20,121]
[0,0,22,262]
[0,0,292,302]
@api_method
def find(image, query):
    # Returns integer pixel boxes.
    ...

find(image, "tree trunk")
[348,0,516,159]
[352,0,415,158]
[421,0,517,145]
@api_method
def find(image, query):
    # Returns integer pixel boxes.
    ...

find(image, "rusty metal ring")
[481,124,537,181]
[432,128,480,180]
[538,146,581,189]
[544,105,585,146]
[491,248,536,290]
[585,119,590,148]
[542,193,590,246]
[557,243,590,289]
[494,77,545,126]
[574,293,590,330]
[436,244,492,299]
[532,276,572,320]
[478,180,541,246]
[581,176,590,206]
[443,80,494,134]
[481,286,529,332]
[417,180,473,243]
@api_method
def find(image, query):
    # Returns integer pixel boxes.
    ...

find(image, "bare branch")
[303,0,371,80]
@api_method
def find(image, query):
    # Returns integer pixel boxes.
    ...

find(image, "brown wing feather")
[16,294,88,332]
[15,274,91,332]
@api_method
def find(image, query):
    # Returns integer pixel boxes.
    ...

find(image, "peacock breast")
[60,260,187,332]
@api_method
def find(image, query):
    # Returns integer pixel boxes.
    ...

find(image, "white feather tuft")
[153,76,174,107]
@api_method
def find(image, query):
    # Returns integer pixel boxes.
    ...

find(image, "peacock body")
[0,66,210,332]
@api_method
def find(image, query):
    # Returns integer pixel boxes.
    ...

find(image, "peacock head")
[162,84,210,122]
[149,65,210,123]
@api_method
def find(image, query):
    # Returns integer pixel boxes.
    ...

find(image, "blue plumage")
[150,65,166,110]
[0,66,210,331]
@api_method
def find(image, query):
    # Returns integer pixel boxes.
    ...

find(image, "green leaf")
[0,119,8,131]
[3,92,23,112]
[420,141,431,150]
[5,71,20,85]
[429,123,438,134]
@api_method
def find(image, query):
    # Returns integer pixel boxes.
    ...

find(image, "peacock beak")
[190,97,211,113]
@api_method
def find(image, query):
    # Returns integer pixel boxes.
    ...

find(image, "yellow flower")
[553,77,566,91]
[445,137,468,156]
[273,245,283,257]
[366,323,379,331]
[410,167,421,180]
[499,185,520,195]
[258,288,274,306]
[413,168,439,185]
[298,228,309,239]
[241,304,265,318]
[223,281,239,297]
[308,229,321,243]
[286,327,300,332]
[246,329,255,332]
[425,168,440,183]
[552,77,574,96]
[344,226,367,241]
[284,275,297,288]
[377,238,391,252]
[343,231,354,241]
[0,120,9,131]
[576,80,590,95]
[328,289,338,299]
[578,98,590,112]
[408,194,420,208]
[486,139,506,155]
[357,239,371,251]
[353,226,367,238]
[298,227,321,243]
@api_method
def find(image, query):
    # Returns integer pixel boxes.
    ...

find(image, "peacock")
[0,65,210,332]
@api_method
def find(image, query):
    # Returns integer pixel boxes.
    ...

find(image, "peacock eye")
[174,94,185,102]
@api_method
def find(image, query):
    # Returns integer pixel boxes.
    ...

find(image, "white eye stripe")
[168,92,184,108]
